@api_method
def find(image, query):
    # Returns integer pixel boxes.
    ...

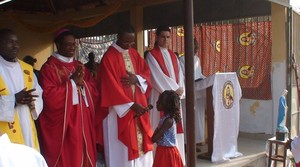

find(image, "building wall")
[0,18,54,70]
[240,3,287,135]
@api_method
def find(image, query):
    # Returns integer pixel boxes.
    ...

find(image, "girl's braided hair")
[160,90,181,123]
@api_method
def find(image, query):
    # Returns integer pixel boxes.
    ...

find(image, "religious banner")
[232,20,272,99]
[200,18,272,99]
[147,16,272,99]
[200,24,234,75]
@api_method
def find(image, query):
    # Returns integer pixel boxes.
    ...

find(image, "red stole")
[150,46,179,83]
[97,46,153,160]
[150,46,184,134]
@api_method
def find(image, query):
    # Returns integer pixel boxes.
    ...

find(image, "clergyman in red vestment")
[38,29,97,167]
[96,24,153,167]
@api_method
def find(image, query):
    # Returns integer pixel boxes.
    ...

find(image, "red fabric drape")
[148,17,272,99]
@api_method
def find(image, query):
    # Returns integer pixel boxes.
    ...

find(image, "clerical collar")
[158,46,168,51]
[159,46,169,57]
[112,43,128,53]
[52,52,74,63]
[0,55,18,68]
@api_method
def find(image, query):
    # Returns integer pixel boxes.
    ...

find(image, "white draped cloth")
[211,73,242,162]
[0,133,48,167]
[0,56,43,148]
[179,55,206,143]
[103,44,153,167]
[146,47,186,165]
[196,73,242,162]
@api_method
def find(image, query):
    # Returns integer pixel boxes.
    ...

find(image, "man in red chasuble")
[38,29,97,167]
[96,24,153,167]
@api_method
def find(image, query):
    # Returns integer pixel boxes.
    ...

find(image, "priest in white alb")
[179,38,206,147]
[146,25,186,165]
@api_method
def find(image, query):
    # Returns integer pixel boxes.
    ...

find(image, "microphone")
[145,104,154,111]
[134,104,153,118]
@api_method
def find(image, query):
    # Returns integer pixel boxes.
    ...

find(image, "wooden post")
[184,0,196,166]
[130,5,144,57]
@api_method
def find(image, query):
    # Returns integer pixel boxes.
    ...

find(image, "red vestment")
[38,56,97,167]
[96,46,153,160]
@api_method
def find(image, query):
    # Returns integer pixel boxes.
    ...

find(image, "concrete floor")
[195,136,267,167]
[97,135,280,167]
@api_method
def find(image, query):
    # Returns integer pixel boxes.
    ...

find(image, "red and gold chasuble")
[98,46,153,160]
[150,46,184,133]
[0,60,39,151]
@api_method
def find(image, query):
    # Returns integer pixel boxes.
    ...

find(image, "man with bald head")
[0,28,43,151]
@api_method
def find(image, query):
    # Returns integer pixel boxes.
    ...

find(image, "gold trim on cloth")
[136,121,144,156]
[0,61,40,151]
[122,51,136,97]
[121,51,144,156]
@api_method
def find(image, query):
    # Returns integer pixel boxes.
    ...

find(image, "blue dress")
[157,115,176,147]
[153,115,183,167]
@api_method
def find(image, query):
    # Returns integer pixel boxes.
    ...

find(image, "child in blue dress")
[152,90,184,167]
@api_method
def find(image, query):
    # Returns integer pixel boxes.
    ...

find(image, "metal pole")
[184,0,196,166]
